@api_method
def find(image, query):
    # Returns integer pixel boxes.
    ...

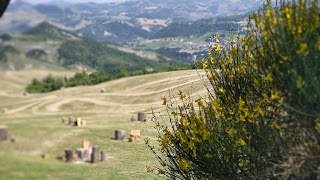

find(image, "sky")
[12,0,134,4]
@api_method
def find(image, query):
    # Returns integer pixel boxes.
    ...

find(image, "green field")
[0,69,207,179]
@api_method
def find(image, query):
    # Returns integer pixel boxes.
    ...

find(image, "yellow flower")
[226,127,236,136]
[219,87,224,93]
[263,73,273,82]
[238,97,245,109]
[270,120,281,130]
[178,90,186,100]
[271,90,279,99]
[179,159,191,170]
[196,98,205,106]
[215,44,222,52]
[161,97,167,105]
[297,43,308,54]
[239,114,245,122]
[146,166,154,173]
[202,59,208,69]
[254,106,264,116]
[272,18,278,26]
[236,138,246,146]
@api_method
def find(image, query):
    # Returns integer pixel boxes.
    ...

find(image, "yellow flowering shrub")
[147,0,319,179]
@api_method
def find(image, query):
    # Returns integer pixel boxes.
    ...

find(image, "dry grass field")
[0,69,207,179]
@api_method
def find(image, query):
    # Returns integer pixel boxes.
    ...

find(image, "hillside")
[0,22,188,73]
[1,0,262,42]
[0,69,207,179]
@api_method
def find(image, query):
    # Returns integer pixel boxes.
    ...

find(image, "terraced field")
[0,70,208,180]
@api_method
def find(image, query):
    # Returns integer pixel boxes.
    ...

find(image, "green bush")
[26,75,65,93]
[147,0,320,179]
[26,71,112,93]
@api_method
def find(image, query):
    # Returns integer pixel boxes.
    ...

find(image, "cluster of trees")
[148,0,320,179]
[26,71,111,93]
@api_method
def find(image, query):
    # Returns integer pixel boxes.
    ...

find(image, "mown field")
[0,69,207,179]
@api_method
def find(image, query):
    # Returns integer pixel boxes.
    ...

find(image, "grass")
[0,69,206,179]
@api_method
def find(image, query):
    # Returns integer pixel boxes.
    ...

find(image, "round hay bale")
[100,151,106,161]
[65,150,73,162]
[91,147,100,163]
[115,130,125,140]
[138,112,147,122]
[100,88,105,93]
[0,125,8,142]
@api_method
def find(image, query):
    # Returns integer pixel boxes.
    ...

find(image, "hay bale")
[82,140,91,149]
[65,150,73,162]
[91,147,100,163]
[76,118,82,126]
[100,88,105,93]
[76,149,85,160]
[130,130,141,138]
[83,147,92,161]
[68,116,73,125]
[115,130,125,140]
[0,125,8,142]
[138,112,147,122]
[100,151,106,161]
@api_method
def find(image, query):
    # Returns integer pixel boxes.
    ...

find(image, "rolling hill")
[0,69,208,179]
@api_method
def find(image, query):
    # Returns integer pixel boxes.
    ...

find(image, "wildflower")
[202,59,208,69]
[270,120,281,130]
[272,18,278,26]
[271,90,279,99]
[263,73,273,82]
[215,44,222,52]
[226,127,236,136]
[178,90,186,100]
[236,138,246,146]
[196,98,205,106]
[239,114,245,122]
[179,159,191,170]
[297,43,308,54]
[219,87,224,93]
[146,166,154,173]
[161,97,167,105]
[238,97,245,109]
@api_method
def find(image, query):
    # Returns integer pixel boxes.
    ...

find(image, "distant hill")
[0,22,189,73]
[1,0,262,42]
[25,22,79,40]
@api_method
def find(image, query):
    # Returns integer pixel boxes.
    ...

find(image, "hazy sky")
[13,0,134,4]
